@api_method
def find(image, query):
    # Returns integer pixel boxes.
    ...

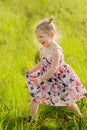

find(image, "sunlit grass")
[0,0,87,129]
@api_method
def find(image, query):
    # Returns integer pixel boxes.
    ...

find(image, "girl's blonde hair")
[35,17,56,35]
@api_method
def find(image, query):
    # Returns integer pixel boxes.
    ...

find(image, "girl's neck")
[45,39,54,48]
[41,41,60,57]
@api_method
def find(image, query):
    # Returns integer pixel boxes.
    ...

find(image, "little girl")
[25,17,87,121]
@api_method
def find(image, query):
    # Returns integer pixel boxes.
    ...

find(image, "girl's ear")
[50,31,55,38]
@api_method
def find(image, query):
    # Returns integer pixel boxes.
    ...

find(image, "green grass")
[0,0,87,129]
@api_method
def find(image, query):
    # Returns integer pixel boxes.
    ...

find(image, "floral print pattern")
[25,51,86,106]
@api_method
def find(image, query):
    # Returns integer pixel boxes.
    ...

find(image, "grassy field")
[0,0,87,129]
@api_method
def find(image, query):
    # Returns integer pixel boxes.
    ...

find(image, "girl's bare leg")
[30,97,39,118]
[67,103,83,117]
[25,97,39,122]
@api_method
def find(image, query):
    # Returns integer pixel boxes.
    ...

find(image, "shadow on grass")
[1,104,87,130]
[2,115,27,130]
[28,105,87,130]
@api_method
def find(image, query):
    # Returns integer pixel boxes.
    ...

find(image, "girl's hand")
[25,70,33,75]
[30,77,41,85]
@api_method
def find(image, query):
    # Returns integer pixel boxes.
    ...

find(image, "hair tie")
[48,16,54,24]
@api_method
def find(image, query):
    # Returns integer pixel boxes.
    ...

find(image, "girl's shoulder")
[40,46,44,53]
[40,46,43,51]
[40,46,47,58]
[52,44,64,54]
[51,44,64,60]
[40,46,43,57]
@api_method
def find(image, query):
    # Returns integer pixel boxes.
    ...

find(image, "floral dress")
[25,47,86,107]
